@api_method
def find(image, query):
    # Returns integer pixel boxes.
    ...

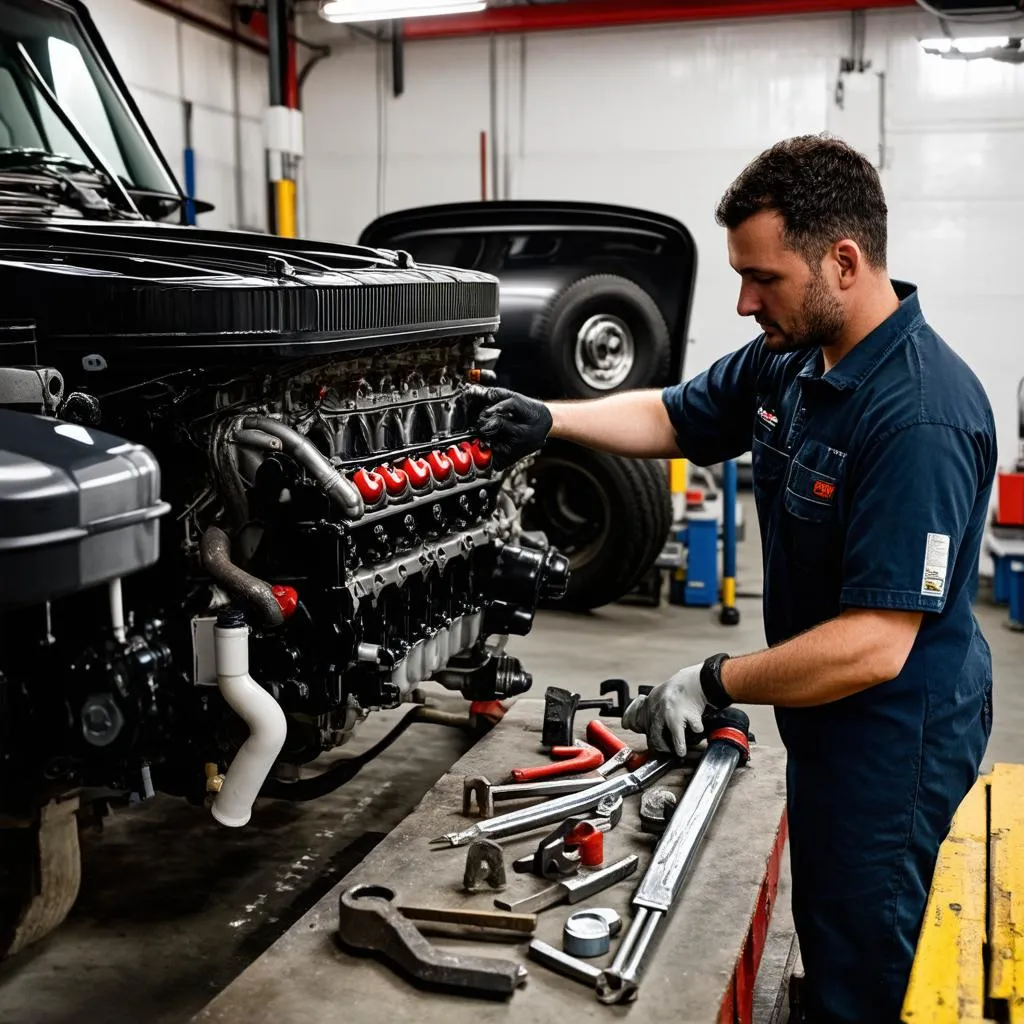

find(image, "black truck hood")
[0,218,500,365]
[359,201,698,381]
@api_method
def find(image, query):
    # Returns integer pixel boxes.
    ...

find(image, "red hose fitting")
[446,443,474,476]
[426,449,454,483]
[398,456,432,492]
[351,467,386,506]
[271,585,299,619]
[376,463,410,498]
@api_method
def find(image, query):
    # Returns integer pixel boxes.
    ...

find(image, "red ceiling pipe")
[404,0,915,40]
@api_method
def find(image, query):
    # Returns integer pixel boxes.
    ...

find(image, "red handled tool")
[509,741,603,783]
[566,821,604,867]
[509,720,646,783]
[586,719,647,777]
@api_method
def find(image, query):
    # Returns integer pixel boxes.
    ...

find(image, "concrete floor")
[0,496,1020,1023]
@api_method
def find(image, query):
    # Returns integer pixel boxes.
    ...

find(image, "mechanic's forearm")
[546,389,682,459]
[720,609,923,708]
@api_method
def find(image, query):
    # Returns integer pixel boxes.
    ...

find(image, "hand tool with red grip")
[586,719,648,777]
[509,741,603,783]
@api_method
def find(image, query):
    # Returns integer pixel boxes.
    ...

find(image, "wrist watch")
[700,653,733,710]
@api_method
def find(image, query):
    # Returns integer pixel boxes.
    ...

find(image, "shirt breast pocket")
[783,440,847,570]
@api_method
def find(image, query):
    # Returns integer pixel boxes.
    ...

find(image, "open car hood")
[360,201,698,383]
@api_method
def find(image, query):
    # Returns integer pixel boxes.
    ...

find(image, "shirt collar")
[798,279,922,392]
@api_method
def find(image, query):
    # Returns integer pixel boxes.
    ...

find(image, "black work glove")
[467,386,553,469]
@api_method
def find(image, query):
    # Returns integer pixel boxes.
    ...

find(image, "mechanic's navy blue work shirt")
[662,282,997,737]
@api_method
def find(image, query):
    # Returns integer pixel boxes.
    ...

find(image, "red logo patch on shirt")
[813,480,836,500]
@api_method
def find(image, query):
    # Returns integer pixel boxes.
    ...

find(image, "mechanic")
[470,134,996,1024]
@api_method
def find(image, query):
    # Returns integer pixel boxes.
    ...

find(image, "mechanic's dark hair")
[715,134,888,269]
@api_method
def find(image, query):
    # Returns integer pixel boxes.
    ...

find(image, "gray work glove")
[621,663,709,758]
[467,385,553,469]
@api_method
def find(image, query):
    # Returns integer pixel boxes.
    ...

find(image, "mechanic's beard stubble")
[761,268,845,355]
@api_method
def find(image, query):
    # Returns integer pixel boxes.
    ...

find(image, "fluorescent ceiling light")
[920,34,1012,53]
[319,0,485,22]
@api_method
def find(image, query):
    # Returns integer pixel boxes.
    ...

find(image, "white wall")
[81,0,268,231]
[301,9,1024,479]
[302,37,492,242]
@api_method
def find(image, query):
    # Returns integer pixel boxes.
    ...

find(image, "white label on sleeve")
[920,533,951,597]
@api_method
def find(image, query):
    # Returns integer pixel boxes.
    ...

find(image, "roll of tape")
[562,908,622,958]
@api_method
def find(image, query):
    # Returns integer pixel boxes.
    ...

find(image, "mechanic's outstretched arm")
[548,390,682,457]
[468,386,681,465]
[623,608,923,758]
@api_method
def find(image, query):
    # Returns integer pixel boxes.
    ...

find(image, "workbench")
[193,699,790,1024]
[902,763,1024,1023]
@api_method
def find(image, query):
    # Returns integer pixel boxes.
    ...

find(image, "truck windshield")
[0,0,178,196]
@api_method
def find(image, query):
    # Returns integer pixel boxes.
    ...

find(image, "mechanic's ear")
[834,239,861,288]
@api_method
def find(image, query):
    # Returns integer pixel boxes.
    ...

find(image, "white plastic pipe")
[211,620,288,828]
[109,578,127,644]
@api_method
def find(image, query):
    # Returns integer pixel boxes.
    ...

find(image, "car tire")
[522,441,672,610]
[530,274,672,399]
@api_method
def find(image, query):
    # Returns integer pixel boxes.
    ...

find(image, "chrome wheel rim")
[574,314,635,391]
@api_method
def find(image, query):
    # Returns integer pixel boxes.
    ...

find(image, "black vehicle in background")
[362,202,697,609]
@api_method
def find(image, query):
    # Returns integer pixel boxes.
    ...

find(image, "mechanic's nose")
[737,283,761,318]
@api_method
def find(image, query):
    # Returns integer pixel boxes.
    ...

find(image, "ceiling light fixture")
[318,0,486,23]
[919,35,1024,59]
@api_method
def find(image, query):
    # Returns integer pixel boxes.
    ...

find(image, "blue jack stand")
[667,460,741,624]
[669,513,718,607]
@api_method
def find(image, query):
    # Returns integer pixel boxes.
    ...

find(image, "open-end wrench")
[494,854,640,914]
[336,884,528,998]
[436,758,674,848]
[462,774,603,818]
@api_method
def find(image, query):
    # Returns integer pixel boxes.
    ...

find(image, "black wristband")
[700,653,733,710]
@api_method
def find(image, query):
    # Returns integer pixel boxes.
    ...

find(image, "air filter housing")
[0,410,169,606]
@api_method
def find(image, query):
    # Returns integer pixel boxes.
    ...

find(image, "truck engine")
[0,228,568,832]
